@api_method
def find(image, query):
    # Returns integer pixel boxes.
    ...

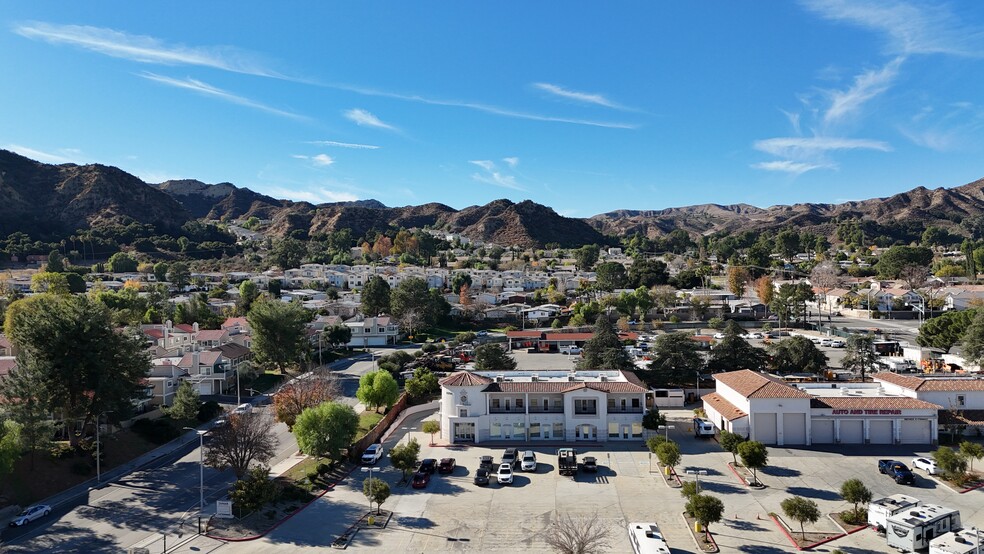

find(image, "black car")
[479,455,495,472]
[417,458,437,474]
[473,467,490,486]
[582,456,598,473]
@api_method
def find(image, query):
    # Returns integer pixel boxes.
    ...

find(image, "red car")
[411,470,431,489]
[438,458,456,474]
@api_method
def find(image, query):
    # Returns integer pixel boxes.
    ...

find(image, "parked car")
[474,467,490,486]
[582,456,598,473]
[560,345,582,355]
[8,505,51,527]
[411,470,431,489]
[479,455,495,473]
[744,332,763,340]
[911,457,940,475]
[829,340,846,348]
[520,451,537,472]
[361,444,384,465]
[820,338,834,347]
[477,330,488,336]
[438,458,456,474]
[878,459,915,485]
[417,458,437,474]
[232,403,252,415]
[713,333,726,339]
[496,463,514,484]
[501,448,519,468]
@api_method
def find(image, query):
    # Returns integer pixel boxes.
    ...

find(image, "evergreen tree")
[0,365,54,468]
[578,315,633,370]
[707,321,767,372]
[164,381,201,421]
[361,276,391,316]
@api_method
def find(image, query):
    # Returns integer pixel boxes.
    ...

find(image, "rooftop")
[873,372,984,392]
[439,369,648,394]
[714,370,812,399]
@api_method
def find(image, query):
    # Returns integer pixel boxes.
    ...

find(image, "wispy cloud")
[897,101,984,151]
[14,21,292,78]
[306,140,380,150]
[532,82,622,109]
[3,144,83,164]
[750,160,834,175]
[502,157,519,168]
[800,0,984,57]
[469,160,525,191]
[823,57,904,124]
[139,72,306,120]
[292,154,335,167]
[754,136,892,157]
[343,108,397,131]
[265,185,358,204]
[332,84,638,129]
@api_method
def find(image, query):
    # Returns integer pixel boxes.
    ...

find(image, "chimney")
[193,322,200,334]
[192,351,200,374]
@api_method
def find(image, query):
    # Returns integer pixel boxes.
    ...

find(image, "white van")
[232,403,252,415]
[693,418,715,438]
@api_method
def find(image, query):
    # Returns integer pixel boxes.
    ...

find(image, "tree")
[810,261,841,319]
[390,437,421,481]
[247,298,311,374]
[322,324,353,351]
[30,272,70,294]
[4,294,150,446]
[579,315,633,371]
[641,407,666,431]
[0,419,22,488]
[544,511,613,554]
[153,261,169,283]
[646,332,704,386]
[960,441,984,473]
[294,401,359,461]
[574,245,600,271]
[0,365,54,468]
[707,321,768,372]
[628,258,669,288]
[46,250,65,273]
[686,494,724,538]
[680,480,699,499]
[899,264,930,291]
[229,465,278,514]
[781,496,821,540]
[405,367,439,400]
[356,370,400,412]
[768,336,828,375]
[727,266,751,298]
[719,430,745,465]
[164,381,201,421]
[842,335,878,382]
[474,343,517,371]
[737,440,768,486]
[756,276,775,306]
[450,272,472,295]
[656,441,681,470]
[271,237,305,269]
[595,262,628,291]
[839,478,872,522]
[933,446,968,478]
[204,411,277,479]
[422,420,440,446]
[390,278,449,332]
[962,310,984,366]
[107,252,138,273]
[361,276,391,316]
[918,309,977,353]
[238,280,260,315]
[64,272,86,294]
[877,246,933,279]
[363,477,391,515]
[273,372,341,431]
[167,261,191,288]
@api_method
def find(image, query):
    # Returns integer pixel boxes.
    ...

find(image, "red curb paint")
[846,524,869,534]
[770,514,802,551]
[205,463,358,542]
[801,532,848,550]
[726,462,749,486]
[960,481,984,493]
[668,467,683,487]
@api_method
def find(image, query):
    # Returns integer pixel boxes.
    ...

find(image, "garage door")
[901,419,932,444]
[869,420,893,444]
[839,420,863,444]
[782,413,807,445]
[753,413,778,444]
[812,420,835,444]
[197,382,212,395]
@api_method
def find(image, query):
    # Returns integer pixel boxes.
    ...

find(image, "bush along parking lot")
[930,443,984,491]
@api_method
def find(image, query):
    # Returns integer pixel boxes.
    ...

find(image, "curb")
[205,462,358,542]
[772,513,851,551]
[770,513,802,551]
[826,512,869,535]
[680,512,719,553]
[726,462,748,486]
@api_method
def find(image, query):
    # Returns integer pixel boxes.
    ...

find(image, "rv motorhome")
[886,505,961,553]
[929,528,984,554]
[869,494,921,531]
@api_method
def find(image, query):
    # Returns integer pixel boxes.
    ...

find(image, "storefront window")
[631,423,643,438]
[608,422,619,438]
[553,422,565,440]
[513,422,526,440]
[529,423,540,438]
[491,422,501,438]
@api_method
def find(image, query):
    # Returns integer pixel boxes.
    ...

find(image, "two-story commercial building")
[438,370,650,444]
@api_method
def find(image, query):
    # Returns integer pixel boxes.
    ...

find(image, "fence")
[349,393,409,460]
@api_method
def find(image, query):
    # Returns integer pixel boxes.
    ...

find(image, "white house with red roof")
[344,316,400,347]
[438,369,651,444]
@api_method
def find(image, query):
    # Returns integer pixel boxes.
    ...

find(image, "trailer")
[930,528,984,554]
[869,494,921,531]
[557,448,577,476]
[886,505,961,552]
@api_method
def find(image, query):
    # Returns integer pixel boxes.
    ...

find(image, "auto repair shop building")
[703,369,939,446]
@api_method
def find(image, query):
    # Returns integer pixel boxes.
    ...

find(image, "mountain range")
[1,148,983,248]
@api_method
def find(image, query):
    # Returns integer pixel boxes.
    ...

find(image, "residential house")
[345,316,401,347]
[148,357,187,406]
[177,351,233,395]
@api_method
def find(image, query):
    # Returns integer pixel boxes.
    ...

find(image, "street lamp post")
[183,428,208,521]
[686,469,708,493]
[95,411,113,482]
[235,368,241,407]
[658,424,675,442]
[360,466,380,514]
[402,426,417,444]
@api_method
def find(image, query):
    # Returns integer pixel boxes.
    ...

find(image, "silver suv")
[520,450,537,472]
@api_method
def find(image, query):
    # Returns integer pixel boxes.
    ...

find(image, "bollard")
[368,515,375,526]
[665,466,671,476]
[694,522,702,533]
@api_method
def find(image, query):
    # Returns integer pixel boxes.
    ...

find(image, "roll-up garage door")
[901,419,931,444]
[782,413,807,445]
[812,419,834,444]
[197,382,212,395]
[753,413,778,444]
[839,420,864,444]
[868,420,893,444]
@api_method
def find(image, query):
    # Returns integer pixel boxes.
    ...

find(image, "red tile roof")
[178,351,224,367]
[439,371,494,387]
[713,370,811,399]
[873,372,984,392]
[506,331,544,338]
[543,333,594,341]
[481,379,648,394]
[702,392,748,421]
[195,330,227,341]
[174,324,197,333]
[810,397,940,410]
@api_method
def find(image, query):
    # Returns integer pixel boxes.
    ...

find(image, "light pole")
[235,368,241,407]
[402,426,417,444]
[686,469,708,493]
[184,428,208,519]
[95,411,113,482]
[658,424,675,442]
[360,466,380,514]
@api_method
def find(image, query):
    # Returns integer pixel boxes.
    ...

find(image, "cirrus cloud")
[343,108,397,131]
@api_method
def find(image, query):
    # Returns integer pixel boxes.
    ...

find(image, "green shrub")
[317,462,332,475]
[50,442,75,459]
[197,400,223,422]
[230,467,279,514]
[307,470,320,483]
[71,461,93,475]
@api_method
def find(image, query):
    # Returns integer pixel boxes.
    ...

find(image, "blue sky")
[2,2,984,217]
